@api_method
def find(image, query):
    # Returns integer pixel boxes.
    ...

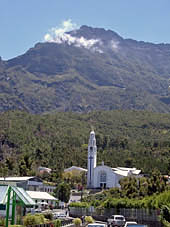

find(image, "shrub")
[35,214,45,224]
[160,205,170,224]
[23,214,45,226]
[73,218,82,227]
[9,225,23,227]
[85,216,94,224]
[53,219,61,227]
[43,212,53,220]
[69,202,90,208]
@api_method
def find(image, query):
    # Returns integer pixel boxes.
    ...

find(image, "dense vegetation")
[0,109,170,178]
[70,174,170,225]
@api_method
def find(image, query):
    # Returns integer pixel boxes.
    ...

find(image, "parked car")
[88,223,106,227]
[34,208,42,213]
[124,222,137,227]
[107,215,125,227]
[124,223,148,227]
[53,212,67,219]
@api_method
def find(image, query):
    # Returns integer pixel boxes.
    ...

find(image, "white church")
[64,130,141,189]
[87,130,141,189]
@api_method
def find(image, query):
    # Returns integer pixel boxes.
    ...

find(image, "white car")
[88,223,106,227]
[124,222,137,227]
[124,224,148,227]
[107,215,126,227]
[53,212,67,219]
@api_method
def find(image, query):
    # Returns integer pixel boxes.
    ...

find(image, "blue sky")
[0,0,170,60]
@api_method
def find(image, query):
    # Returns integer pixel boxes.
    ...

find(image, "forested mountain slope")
[1,26,170,113]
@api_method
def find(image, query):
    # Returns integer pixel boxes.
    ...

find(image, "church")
[87,130,141,189]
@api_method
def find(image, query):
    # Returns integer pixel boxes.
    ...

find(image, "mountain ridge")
[1,25,170,113]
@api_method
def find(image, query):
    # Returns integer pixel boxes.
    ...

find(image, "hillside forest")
[0,109,170,180]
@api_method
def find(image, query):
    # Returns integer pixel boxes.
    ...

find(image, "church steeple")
[87,130,97,188]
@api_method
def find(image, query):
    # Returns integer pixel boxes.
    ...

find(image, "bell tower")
[87,130,97,188]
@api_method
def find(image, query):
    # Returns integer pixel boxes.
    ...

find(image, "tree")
[147,170,167,195]
[0,161,8,179]
[119,177,139,198]
[54,182,71,203]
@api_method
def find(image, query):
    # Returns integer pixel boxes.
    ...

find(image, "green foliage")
[9,225,23,227]
[85,216,94,224]
[43,212,53,220]
[69,201,90,208]
[23,214,45,226]
[54,182,71,203]
[160,205,170,223]
[85,190,170,210]
[53,219,61,227]
[0,110,170,178]
[73,218,82,227]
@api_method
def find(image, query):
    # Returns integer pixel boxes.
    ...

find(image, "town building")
[0,176,55,193]
[26,191,57,208]
[87,130,141,189]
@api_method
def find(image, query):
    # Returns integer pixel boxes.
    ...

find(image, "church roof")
[112,167,141,176]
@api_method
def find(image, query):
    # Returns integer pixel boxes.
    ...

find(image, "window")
[100,172,106,183]
[99,171,107,189]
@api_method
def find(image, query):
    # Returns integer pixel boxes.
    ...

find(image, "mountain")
[1,25,170,113]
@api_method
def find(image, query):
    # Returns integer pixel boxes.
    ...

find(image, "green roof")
[0,185,36,206]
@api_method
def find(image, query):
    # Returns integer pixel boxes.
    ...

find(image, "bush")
[9,225,23,227]
[69,202,90,208]
[160,205,170,224]
[85,216,94,224]
[23,214,45,226]
[73,218,82,227]
[35,214,45,224]
[53,219,61,227]
[43,212,53,220]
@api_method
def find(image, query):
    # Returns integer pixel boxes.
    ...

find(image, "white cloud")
[44,19,101,52]
[110,40,119,51]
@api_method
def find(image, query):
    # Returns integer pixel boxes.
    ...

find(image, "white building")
[87,131,141,189]
[26,191,57,207]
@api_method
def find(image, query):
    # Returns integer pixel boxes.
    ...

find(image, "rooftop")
[26,191,57,201]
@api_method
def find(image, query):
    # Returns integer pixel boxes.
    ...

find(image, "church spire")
[87,130,97,188]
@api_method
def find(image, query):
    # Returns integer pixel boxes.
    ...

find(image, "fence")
[69,207,163,227]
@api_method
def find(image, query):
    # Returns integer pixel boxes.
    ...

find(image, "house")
[26,191,57,208]
[64,166,87,173]
[38,166,52,174]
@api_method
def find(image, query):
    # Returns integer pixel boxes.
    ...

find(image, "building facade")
[87,131,141,189]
